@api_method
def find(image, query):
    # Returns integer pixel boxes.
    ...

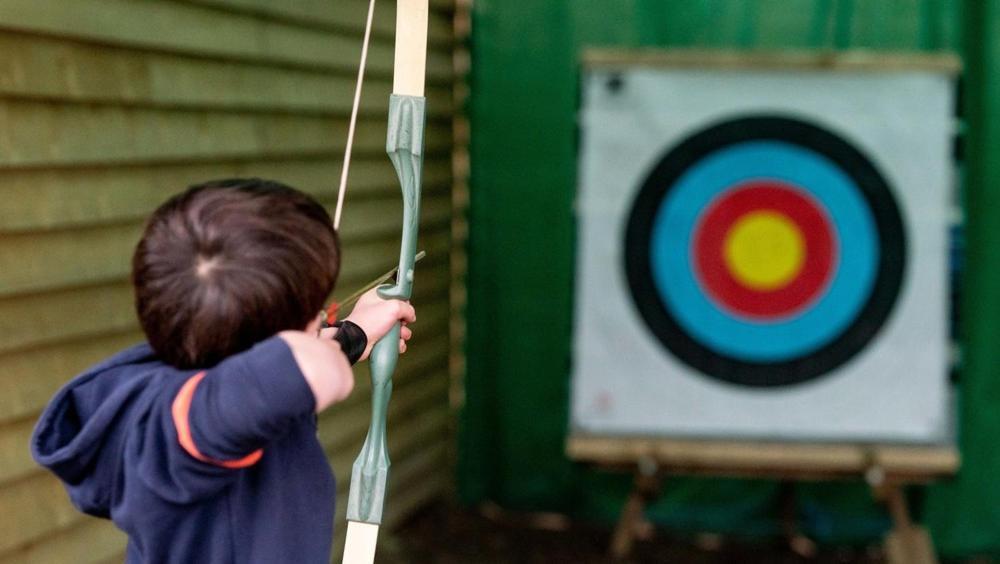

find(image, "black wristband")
[332,320,368,365]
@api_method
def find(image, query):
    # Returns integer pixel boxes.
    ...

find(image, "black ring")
[624,116,906,388]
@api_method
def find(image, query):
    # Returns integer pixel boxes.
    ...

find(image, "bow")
[341,1,429,562]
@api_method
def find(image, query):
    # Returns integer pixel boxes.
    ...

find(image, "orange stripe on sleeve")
[171,371,263,469]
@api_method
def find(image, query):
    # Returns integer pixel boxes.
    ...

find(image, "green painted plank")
[0,101,452,168]
[0,517,124,564]
[833,0,854,49]
[0,419,39,484]
[0,0,453,80]
[923,0,1000,555]
[0,33,454,114]
[0,158,453,232]
[851,0,923,50]
[0,225,142,297]
[0,103,374,166]
[0,0,391,73]
[176,0,456,48]
[0,283,139,356]
[0,329,144,425]
[0,473,80,555]
[754,0,829,49]
[342,189,454,243]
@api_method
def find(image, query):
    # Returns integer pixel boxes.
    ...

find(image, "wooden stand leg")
[879,485,937,564]
[779,481,817,558]
[610,458,660,559]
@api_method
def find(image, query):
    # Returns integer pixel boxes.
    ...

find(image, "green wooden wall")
[0,1,462,562]
[931,0,1000,554]
[461,0,1000,557]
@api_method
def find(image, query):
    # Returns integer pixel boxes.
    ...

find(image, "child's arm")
[167,337,323,470]
[279,331,354,412]
[152,294,415,500]
[290,289,416,411]
[145,336,329,501]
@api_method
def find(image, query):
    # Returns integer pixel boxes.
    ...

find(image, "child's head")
[132,179,340,368]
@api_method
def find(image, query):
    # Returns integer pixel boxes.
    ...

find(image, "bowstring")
[333,0,378,231]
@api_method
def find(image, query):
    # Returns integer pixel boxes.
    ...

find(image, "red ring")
[693,181,837,320]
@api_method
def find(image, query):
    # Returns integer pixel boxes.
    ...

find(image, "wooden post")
[867,463,937,564]
[610,456,660,559]
[779,481,817,558]
[880,485,937,564]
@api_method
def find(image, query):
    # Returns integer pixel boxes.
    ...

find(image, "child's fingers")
[400,326,413,341]
[395,301,416,324]
[399,340,407,354]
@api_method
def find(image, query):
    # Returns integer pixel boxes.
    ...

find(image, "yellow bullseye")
[723,211,806,291]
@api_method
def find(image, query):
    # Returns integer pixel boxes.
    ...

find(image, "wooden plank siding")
[0,0,460,561]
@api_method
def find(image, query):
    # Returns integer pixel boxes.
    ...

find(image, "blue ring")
[648,141,879,362]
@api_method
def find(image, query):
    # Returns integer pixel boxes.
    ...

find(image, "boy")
[31,179,416,563]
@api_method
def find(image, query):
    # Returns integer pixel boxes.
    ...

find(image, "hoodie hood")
[31,343,159,517]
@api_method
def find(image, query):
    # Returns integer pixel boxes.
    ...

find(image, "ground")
[378,502,899,564]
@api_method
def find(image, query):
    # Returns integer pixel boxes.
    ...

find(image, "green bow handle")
[345,93,425,525]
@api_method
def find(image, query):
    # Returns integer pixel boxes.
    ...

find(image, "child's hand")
[344,288,416,361]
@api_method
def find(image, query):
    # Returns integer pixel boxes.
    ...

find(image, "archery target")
[625,116,905,387]
[571,64,953,443]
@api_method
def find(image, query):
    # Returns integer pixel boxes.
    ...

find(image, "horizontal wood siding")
[0,0,458,561]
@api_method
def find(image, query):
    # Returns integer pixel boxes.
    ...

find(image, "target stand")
[567,434,958,562]
[568,50,961,562]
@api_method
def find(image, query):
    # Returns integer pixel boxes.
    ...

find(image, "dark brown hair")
[132,179,340,368]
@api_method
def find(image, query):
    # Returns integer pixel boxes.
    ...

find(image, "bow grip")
[381,94,426,302]
[345,93,426,526]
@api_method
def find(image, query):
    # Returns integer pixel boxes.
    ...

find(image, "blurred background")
[2,0,1000,563]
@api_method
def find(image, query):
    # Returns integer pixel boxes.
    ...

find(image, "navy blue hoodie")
[31,336,336,563]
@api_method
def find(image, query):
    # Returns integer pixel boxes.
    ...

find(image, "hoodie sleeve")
[140,336,316,501]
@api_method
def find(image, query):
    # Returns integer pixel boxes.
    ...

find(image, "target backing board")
[570,55,954,444]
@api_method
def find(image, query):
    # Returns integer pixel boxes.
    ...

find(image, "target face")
[625,116,906,387]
